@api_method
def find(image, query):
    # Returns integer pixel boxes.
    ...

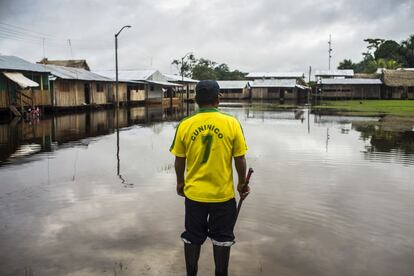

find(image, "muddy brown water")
[1,104,414,276]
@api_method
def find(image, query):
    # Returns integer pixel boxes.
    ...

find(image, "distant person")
[170,80,250,276]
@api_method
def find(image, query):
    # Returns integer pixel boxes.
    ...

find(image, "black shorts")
[181,197,237,246]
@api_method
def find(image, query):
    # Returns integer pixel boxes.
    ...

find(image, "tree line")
[338,34,414,73]
[172,54,246,80]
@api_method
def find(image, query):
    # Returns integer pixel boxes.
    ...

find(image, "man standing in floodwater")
[170,80,250,276]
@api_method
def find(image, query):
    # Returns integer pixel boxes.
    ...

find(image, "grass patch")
[314,100,414,117]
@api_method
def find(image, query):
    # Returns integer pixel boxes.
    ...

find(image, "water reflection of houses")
[0,55,51,115]
[353,124,414,165]
[0,106,192,165]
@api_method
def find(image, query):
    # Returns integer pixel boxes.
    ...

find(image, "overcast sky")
[0,0,413,75]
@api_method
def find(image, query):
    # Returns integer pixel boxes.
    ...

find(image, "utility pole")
[308,65,312,105]
[115,25,131,109]
[328,34,333,70]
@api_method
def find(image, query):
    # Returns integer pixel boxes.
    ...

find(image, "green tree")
[338,59,356,70]
[173,55,247,80]
[171,53,196,78]
[374,40,404,64]
[363,38,385,55]
[401,35,414,67]
[192,58,217,80]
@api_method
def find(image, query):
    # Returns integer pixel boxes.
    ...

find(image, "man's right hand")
[177,182,185,197]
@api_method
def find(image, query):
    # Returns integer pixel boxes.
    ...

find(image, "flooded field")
[1,104,414,276]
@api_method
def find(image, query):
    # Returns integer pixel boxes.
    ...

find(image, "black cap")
[195,80,220,102]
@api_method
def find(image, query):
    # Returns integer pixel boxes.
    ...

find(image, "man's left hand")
[177,182,185,197]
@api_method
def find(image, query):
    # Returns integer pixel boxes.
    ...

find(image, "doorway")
[84,83,90,104]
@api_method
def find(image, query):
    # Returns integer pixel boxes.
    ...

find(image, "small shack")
[164,74,198,102]
[39,58,90,71]
[315,69,354,81]
[382,70,414,99]
[96,69,181,106]
[216,80,250,99]
[45,64,114,108]
[0,55,51,115]
[249,79,309,102]
[320,78,382,100]
[246,72,304,80]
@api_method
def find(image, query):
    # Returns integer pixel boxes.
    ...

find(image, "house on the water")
[0,55,51,115]
[315,69,354,81]
[95,69,181,106]
[164,74,198,101]
[217,80,250,99]
[249,79,309,102]
[44,64,114,108]
[39,58,90,70]
[382,69,414,99]
[319,78,382,100]
[246,72,305,80]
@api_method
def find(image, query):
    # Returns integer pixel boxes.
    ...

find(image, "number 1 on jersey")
[201,135,213,164]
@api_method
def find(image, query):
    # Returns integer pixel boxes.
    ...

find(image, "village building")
[39,58,90,71]
[382,69,414,99]
[246,72,305,80]
[315,69,354,81]
[95,69,181,106]
[216,80,250,99]
[249,78,309,102]
[44,64,114,108]
[0,55,51,116]
[320,78,382,100]
[163,74,198,102]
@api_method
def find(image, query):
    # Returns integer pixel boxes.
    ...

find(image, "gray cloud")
[0,0,413,74]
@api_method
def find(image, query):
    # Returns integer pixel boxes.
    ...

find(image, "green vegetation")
[338,34,414,73]
[172,55,246,80]
[315,100,414,117]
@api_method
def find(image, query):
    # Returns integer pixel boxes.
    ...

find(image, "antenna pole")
[328,34,332,70]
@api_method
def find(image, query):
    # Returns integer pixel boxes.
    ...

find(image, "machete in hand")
[235,168,254,223]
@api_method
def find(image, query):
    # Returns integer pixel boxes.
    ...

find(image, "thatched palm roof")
[38,58,90,71]
[383,70,414,87]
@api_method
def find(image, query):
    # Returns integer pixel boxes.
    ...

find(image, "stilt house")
[0,55,51,115]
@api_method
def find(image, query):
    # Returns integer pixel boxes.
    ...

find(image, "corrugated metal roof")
[246,72,304,79]
[94,69,158,81]
[0,55,49,73]
[147,80,182,87]
[249,79,297,88]
[321,78,382,85]
[45,64,112,81]
[315,69,354,77]
[163,74,198,83]
[217,80,249,89]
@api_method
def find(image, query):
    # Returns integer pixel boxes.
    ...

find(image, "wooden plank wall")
[21,89,51,106]
[90,82,109,105]
[54,80,85,107]
[130,89,145,101]
[109,83,127,103]
[0,91,7,109]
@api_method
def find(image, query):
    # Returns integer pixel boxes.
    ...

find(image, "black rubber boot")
[213,245,231,276]
[184,243,201,276]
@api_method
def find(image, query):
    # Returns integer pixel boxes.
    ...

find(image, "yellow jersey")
[170,107,248,203]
